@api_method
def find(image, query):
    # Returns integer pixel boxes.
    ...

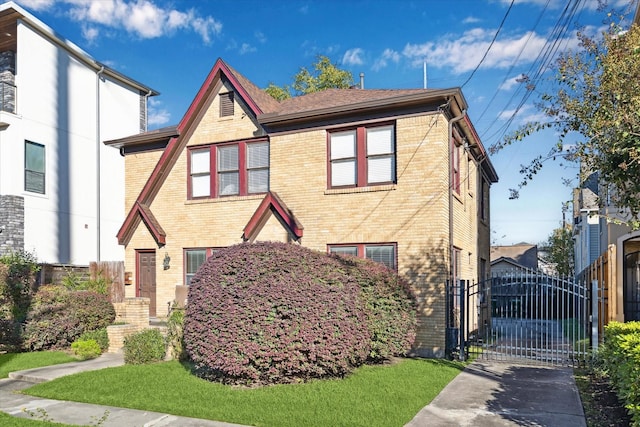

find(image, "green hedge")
[123,329,166,365]
[600,321,640,426]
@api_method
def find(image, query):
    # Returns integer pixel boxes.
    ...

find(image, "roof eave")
[258,88,464,126]
[104,126,179,149]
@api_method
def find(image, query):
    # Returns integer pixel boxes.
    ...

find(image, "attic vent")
[220,92,234,117]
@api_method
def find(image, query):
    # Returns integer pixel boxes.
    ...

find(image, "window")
[190,149,210,198]
[480,177,488,221]
[218,145,239,195]
[188,140,269,199]
[185,249,206,285]
[328,124,395,188]
[328,243,397,270]
[220,92,234,117]
[184,248,221,285]
[247,142,269,193]
[25,141,45,194]
[451,139,460,194]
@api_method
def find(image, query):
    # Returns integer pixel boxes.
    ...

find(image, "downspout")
[448,104,466,294]
[96,66,104,262]
[143,89,152,132]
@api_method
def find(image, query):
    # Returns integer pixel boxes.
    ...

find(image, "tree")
[539,225,574,277]
[493,6,640,221]
[264,55,354,100]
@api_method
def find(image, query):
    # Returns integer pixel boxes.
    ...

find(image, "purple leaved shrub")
[22,286,115,351]
[183,242,372,386]
[331,254,417,361]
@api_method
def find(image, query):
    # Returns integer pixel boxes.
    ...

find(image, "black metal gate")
[447,270,603,366]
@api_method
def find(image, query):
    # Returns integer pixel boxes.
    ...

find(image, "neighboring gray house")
[490,243,538,275]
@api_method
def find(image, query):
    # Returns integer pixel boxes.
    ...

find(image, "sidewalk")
[0,354,587,427]
[0,353,246,427]
[405,359,587,427]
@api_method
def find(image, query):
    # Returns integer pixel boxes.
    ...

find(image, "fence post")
[459,279,466,361]
[591,280,599,351]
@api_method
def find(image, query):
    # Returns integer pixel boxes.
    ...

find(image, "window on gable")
[220,92,234,117]
[328,243,397,270]
[25,141,45,194]
[218,145,239,196]
[188,140,269,199]
[328,124,395,188]
[190,149,211,198]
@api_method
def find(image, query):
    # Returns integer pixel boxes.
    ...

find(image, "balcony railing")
[0,81,16,114]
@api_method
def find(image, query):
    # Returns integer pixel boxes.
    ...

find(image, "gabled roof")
[242,192,304,242]
[116,201,166,246]
[491,256,530,270]
[110,58,499,246]
[491,244,538,270]
[113,58,271,246]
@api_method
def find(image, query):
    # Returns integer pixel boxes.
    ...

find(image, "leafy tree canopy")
[539,224,574,277]
[492,6,640,221]
[264,55,354,100]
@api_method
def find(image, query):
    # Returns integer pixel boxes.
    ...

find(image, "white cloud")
[300,40,340,57]
[403,28,553,74]
[463,16,481,24]
[498,104,547,124]
[342,48,364,66]
[372,48,400,71]
[81,25,100,44]
[52,0,222,44]
[255,30,267,44]
[16,0,55,10]
[148,98,170,126]
[499,75,524,91]
[239,43,256,55]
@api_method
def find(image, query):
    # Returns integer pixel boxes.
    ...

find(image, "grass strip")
[25,358,464,427]
[0,411,76,427]
[0,352,76,379]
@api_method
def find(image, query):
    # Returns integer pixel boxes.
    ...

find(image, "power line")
[461,0,515,89]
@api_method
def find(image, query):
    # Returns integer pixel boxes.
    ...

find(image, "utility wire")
[476,0,551,125]
[461,0,515,88]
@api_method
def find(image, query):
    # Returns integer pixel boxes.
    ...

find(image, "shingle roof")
[274,88,434,115]
[225,60,447,117]
[224,62,281,114]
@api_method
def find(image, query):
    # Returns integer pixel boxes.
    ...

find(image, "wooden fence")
[577,244,617,338]
[90,261,125,303]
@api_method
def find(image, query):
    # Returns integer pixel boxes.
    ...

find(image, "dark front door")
[137,250,156,317]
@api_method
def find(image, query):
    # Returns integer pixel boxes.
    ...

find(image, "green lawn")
[23,358,464,427]
[0,352,77,379]
[0,411,76,427]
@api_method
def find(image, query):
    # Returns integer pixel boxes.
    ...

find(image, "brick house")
[106,58,498,357]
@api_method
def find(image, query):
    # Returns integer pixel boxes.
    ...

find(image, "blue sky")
[15,0,638,247]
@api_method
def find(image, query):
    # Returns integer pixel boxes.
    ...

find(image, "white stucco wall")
[0,19,144,265]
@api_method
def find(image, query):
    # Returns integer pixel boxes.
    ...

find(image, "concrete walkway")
[0,354,587,426]
[405,360,587,426]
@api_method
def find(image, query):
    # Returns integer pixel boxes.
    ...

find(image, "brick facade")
[116,61,497,358]
[0,195,24,255]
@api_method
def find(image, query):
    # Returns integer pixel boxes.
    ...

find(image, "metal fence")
[447,269,605,366]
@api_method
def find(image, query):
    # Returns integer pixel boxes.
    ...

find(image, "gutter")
[259,88,465,126]
[143,90,152,132]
